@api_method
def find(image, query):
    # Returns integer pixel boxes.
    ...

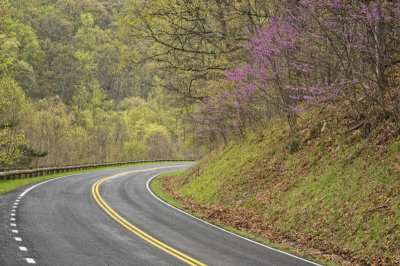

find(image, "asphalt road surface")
[0,163,318,266]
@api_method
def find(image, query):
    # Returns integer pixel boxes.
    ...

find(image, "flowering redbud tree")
[194,80,261,144]
[288,0,400,119]
[195,0,400,142]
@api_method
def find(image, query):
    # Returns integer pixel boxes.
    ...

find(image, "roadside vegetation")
[150,171,186,210]
[161,104,400,265]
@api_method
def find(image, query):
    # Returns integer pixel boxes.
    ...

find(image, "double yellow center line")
[91,165,207,266]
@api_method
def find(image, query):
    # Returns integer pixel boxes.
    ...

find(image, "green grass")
[0,161,191,194]
[150,170,186,210]
[168,107,400,265]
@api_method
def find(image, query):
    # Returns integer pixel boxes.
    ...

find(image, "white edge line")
[18,174,80,198]
[15,168,136,265]
[146,173,321,266]
[26,258,35,264]
[17,166,132,198]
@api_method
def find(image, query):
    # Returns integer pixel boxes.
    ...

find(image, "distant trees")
[5,0,137,103]
[0,0,192,169]
[0,0,23,167]
[39,12,72,42]
[0,76,27,168]
[0,0,47,168]
[21,94,182,168]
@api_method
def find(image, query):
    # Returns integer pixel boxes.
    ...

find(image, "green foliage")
[150,170,190,211]
[0,75,28,167]
[0,129,26,166]
[0,0,10,33]
[9,21,44,65]
[0,1,30,167]
[0,0,195,168]
[10,60,37,94]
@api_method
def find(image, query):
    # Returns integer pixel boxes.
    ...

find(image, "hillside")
[0,0,194,170]
[162,105,400,265]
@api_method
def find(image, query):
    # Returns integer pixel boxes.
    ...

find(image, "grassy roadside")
[150,171,331,266]
[0,161,191,194]
[150,171,186,210]
[167,105,400,265]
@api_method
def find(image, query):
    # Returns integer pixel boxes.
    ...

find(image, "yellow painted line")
[91,165,207,266]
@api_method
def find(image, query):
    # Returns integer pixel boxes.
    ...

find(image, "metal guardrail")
[0,159,194,180]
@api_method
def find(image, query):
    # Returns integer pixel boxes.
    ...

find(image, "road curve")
[0,163,318,265]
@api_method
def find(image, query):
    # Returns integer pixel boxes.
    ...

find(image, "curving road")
[0,163,318,265]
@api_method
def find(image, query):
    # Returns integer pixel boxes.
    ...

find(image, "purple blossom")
[194,0,400,137]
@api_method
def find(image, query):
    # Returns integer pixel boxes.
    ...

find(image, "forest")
[0,0,196,169]
[1,0,399,169]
